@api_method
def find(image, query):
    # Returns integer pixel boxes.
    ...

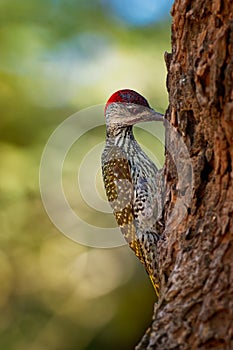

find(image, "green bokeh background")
[0,1,171,349]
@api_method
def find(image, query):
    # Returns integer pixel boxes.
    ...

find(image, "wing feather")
[102,147,144,262]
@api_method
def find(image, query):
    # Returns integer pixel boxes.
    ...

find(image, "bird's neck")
[107,126,134,145]
[105,125,157,172]
[106,126,144,158]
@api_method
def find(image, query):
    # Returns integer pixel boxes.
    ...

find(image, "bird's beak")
[119,103,164,126]
[126,108,164,125]
[105,102,164,128]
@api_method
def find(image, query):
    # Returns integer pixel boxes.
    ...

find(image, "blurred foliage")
[0,0,171,349]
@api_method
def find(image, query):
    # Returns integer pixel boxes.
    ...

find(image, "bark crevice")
[136,1,233,349]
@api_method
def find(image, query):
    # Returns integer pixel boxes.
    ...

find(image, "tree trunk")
[137,1,233,349]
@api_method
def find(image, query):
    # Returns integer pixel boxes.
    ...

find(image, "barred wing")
[101,146,144,261]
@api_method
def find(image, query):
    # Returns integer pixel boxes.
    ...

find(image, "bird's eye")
[127,105,137,114]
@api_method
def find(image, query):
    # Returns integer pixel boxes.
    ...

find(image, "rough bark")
[137,1,233,349]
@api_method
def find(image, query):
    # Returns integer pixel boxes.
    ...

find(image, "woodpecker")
[101,89,164,296]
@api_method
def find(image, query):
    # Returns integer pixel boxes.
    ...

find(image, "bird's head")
[104,89,163,136]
